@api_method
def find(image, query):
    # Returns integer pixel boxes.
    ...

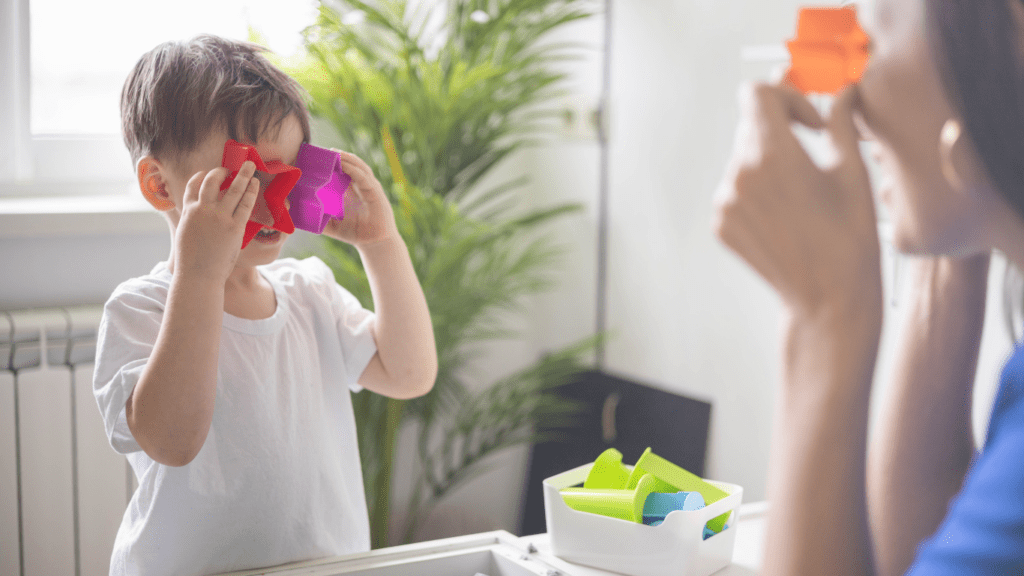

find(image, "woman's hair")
[120,34,311,167]
[926,0,1024,218]
[926,0,1024,341]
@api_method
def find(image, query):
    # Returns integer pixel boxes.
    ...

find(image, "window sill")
[0,190,166,239]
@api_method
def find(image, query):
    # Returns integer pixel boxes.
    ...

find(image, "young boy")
[92,35,437,576]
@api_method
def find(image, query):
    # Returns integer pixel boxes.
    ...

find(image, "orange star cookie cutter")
[786,6,870,94]
[221,139,300,248]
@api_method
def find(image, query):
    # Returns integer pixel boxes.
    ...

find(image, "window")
[0,0,315,198]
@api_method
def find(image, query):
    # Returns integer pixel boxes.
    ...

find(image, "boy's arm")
[323,151,437,399]
[128,273,224,466]
[357,236,438,399]
[128,163,260,466]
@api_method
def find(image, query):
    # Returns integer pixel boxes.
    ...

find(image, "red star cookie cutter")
[786,6,870,95]
[290,143,350,234]
[221,139,299,248]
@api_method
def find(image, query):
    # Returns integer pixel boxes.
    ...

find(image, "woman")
[714,0,1024,574]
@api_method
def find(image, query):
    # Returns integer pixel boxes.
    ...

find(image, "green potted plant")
[266,0,600,547]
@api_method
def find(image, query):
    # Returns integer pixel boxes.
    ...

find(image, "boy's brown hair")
[120,34,311,167]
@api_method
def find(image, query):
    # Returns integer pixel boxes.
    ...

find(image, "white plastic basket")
[543,463,744,576]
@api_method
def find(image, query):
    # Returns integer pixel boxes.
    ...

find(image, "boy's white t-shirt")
[93,256,376,576]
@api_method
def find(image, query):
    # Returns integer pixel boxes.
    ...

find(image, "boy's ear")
[136,156,175,211]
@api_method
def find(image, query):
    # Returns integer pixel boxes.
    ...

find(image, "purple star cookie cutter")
[289,143,351,234]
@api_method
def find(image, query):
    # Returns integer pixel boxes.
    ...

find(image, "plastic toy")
[786,6,870,94]
[561,474,658,524]
[644,492,724,540]
[628,448,731,532]
[221,139,299,248]
[583,447,632,490]
[290,142,350,234]
[642,491,705,526]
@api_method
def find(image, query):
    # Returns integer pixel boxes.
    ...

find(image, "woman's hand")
[321,150,399,248]
[713,82,882,325]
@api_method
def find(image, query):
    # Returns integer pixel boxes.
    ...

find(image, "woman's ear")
[136,156,175,211]
[938,118,989,196]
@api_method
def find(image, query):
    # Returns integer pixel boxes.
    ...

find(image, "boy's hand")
[174,160,260,282]
[321,151,398,247]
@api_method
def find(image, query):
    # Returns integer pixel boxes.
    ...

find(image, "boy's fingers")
[221,161,257,202]
[199,167,231,204]
[184,170,209,204]
[338,158,371,181]
[335,151,374,177]
[334,149,362,165]
[233,177,260,221]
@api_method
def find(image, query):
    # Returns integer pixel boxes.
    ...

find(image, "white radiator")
[1,307,133,576]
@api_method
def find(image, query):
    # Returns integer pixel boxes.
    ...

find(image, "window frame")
[1,0,33,184]
[0,0,158,237]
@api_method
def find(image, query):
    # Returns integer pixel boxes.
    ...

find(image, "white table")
[221,501,768,575]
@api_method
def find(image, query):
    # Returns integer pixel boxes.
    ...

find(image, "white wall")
[0,231,169,309]
[598,0,805,503]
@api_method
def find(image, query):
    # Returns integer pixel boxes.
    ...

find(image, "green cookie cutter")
[583,448,632,489]
[561,473,658,524]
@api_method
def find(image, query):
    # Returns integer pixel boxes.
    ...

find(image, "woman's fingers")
[777,83,827,131]
[740,81,824,137]
[713,184,785,290]
[827,86,870,174]
[825,86,877,228]
[736,83,820,179]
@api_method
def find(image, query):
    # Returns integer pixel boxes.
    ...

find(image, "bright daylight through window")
[29,0,316,135]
